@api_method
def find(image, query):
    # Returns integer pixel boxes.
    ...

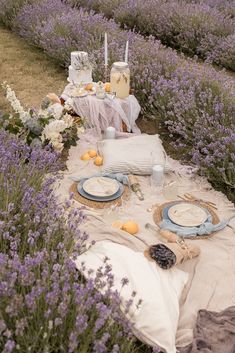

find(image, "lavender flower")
[0,131,141,352]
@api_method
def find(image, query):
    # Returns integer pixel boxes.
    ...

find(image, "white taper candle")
[104,32,108,67]
[124,40,129,63]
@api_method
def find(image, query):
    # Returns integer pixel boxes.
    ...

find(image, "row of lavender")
[187,0,235,18]
[67,0,235,71]
[0,130,153,353]
[0,0,234,196]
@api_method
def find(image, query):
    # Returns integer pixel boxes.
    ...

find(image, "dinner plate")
[77,179,123,202]
[167,202,208,227]
[70,89,88,98]
[82,177,120,197]
[67,78,91,85]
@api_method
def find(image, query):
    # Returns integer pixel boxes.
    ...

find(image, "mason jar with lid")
[110,62,130,99]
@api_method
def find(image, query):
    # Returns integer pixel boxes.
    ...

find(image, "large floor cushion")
[98,134,171,175]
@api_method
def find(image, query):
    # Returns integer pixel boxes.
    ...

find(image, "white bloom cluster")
[2,82,30,123]
[2,83,77,153]
[47,103,64,119]
[41,115,74,152]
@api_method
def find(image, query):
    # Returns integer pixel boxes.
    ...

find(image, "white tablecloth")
[61,83,141,137]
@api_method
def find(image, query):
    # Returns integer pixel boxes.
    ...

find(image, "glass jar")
[96,81,106,99]
[110,62,130,99]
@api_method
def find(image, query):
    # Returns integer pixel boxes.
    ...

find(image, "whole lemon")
[104,82,111,93]
[122,221,139,235]
[85,83,93,91]
[88,149,97,158]
[94,155,103,166]
[80,152,91,161]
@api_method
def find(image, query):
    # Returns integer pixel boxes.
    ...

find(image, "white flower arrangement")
[3,82,31,123]
[1,83,81,152]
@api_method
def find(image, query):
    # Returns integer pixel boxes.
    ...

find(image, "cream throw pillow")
[98,134,171,175]
[75,241,188,353]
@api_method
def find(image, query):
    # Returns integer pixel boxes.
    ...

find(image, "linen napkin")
[159,215,235,237]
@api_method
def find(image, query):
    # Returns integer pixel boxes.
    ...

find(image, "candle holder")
[104,64,108,83]
[96,81,106,99]
[150,165,164,189]
[105,126,116,139]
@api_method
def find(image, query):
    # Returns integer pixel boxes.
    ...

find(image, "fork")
[184,193,217,210]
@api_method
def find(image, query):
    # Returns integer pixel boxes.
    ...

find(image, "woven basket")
[153,200,220,240]
[70,182,130,209]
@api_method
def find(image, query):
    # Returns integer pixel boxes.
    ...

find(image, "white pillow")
[98,134,171,175]
[75,241,188,353]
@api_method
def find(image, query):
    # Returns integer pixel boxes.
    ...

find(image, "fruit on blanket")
[104,82,111,93]
[122,221,139,235]
[80,152,91,161]
[94,155,103,166]
[88,149,97,158]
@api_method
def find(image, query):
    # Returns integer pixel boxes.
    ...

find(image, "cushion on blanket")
[75,241,188,353]
[98,134,171,175]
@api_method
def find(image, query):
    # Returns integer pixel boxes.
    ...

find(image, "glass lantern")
[110,62,130,99]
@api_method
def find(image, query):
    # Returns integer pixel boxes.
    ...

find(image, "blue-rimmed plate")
[168,202,208,227]
[77,178,124,202]
[82,177,119,197]
[162,201,209,228]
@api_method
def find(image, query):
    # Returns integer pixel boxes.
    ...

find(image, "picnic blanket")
[55,137,235,353]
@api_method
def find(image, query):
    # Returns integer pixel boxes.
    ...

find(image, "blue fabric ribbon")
[159,214,235,238]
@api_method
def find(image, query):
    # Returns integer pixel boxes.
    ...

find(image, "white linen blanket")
[55,138,235,353]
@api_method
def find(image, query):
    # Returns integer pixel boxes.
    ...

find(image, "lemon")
[104,82,111,93]
[122,221,139,235]
[88,149,97,158]
[94,155,103,166]
[85,83,93,91]
[80,152,91,161]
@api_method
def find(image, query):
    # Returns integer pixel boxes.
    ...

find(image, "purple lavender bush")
[0,130,154,352]
[0,0,32,28]
[67,0,235,71]
[187,0,235,18]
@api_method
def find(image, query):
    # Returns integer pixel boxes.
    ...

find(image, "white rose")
[62,113,74,128]
[52,140,64,152]
[42,120,67,141]
[48,103,64,119]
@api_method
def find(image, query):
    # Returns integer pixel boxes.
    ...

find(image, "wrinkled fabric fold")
[178,306,235,353]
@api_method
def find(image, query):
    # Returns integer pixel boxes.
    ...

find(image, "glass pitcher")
[110,62,130,99]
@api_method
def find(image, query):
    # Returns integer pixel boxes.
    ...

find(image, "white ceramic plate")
[82,177,120,197]
[168,203,208,227]
[70,89,88,98]
[67,78,91,85]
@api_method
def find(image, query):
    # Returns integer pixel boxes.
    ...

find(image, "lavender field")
[67,0,235,71]
[0,0,235,352]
